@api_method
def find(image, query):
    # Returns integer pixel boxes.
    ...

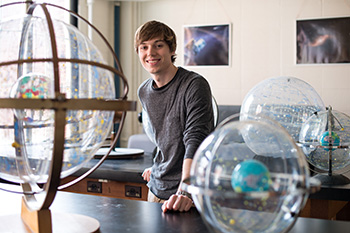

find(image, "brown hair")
[134,20,177,63]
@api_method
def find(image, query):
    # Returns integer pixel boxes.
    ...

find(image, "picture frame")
[296,16,350,64]
[183,23,231,66]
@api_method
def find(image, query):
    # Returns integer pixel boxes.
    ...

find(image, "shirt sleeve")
[183,77,214,159]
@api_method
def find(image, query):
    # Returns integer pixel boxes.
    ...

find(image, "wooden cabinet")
[61,176,149,201]
[300,199,350,220]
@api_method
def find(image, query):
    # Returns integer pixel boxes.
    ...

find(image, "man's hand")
[142,167,152,182]
[161,194,193,213]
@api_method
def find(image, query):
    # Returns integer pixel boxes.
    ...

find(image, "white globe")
[241,76,326,141]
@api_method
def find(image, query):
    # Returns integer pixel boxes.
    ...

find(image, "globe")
[187,114,316,233]
[0,3,135,232]
[240,76,326,142]
[142,108,157,145]
[231,159,271,193]
[299,108,350,173]
[10,73,54,126]
[319,131,340,151]
[0,8,116,186]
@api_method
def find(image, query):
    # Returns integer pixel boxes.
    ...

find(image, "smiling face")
[137,37,176,79]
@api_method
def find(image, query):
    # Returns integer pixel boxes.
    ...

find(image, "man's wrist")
[176,190,192,200]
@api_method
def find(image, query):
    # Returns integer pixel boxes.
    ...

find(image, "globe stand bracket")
[21,198,52,233]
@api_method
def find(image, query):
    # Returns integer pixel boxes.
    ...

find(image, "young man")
[135,20,214,212]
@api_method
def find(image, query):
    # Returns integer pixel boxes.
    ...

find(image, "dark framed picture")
[296,17,350,64]
[183,24,230,66]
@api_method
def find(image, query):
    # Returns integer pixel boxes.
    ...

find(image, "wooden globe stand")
[20,198,100,233]
[0,197,100,233]
[21,199,52,233]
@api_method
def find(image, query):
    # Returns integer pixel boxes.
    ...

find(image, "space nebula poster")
[184,24,230,66]
[296,17,350,64]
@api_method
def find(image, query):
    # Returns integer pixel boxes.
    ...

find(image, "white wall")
[78,0,136,146]
[89,0,350,146]
[78,0,115,65]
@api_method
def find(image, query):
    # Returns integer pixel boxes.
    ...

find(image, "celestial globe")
[299,107,350,183]
[142,108,157,145]
[0,3,135,232]
[240,76,326,142]
[185,114,318,233]
[0,12,115,185]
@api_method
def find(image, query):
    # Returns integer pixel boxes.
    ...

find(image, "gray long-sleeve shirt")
[138,67,214,199]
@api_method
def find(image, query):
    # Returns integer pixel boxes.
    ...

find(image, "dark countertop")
[71,151,153,183]
[69,149,350,202]
[308,170,350,201]
[1,190,350,233]
[5,149,345,196]
[309,178,350,201]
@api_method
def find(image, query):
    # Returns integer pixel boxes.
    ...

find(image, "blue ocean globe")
[319,131,340,150]
[231,159,271,193]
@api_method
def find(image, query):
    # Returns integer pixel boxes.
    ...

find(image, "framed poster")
[184,23,230,66]
[296,17,350,64]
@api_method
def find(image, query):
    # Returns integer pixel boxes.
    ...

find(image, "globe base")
[313,173,350,186]
[21,199,52,233]
[0,199,100,233]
